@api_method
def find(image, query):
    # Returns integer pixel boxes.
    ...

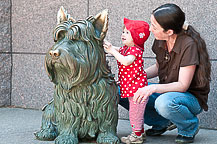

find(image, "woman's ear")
[166,29,174,36]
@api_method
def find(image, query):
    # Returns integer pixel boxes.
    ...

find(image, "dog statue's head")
[45,7,111,90]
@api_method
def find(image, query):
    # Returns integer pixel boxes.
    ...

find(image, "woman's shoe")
[146,122,177,136]
[145,127,167,136]
[175,127,199,143]
[175,135,194,143]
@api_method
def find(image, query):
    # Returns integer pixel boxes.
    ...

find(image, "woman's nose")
[149,25,153,32]
[49,49,60,57]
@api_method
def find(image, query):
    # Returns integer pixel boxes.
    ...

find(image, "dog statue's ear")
[91,9,108,40]
[57,6,76,24]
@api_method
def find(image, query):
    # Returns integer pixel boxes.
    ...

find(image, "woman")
[119,3,211,144]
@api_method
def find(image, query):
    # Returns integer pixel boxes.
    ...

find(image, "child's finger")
[103,40,108,45]
[103,45,108,49]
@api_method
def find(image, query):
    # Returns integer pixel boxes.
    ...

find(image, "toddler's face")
[121,27,134,47]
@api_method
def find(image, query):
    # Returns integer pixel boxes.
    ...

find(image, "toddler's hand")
[103,40,113,53]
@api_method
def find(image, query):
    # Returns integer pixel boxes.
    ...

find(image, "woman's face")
[150,15,169,40]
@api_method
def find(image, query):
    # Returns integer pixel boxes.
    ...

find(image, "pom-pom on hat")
[124,17,150,50]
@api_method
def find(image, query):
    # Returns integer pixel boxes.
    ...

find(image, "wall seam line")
[87,0,89,17]
[9,0,13,106]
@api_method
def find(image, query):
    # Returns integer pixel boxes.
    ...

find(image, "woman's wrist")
[151,84,157,93]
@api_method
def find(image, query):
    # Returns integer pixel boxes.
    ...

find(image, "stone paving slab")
[0,108,217,144]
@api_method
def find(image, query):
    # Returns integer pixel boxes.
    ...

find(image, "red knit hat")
[124,18,150,50]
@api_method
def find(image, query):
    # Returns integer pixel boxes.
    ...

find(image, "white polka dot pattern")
[118,46,148,98]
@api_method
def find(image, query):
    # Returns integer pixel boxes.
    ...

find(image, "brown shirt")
[152,32,209,111]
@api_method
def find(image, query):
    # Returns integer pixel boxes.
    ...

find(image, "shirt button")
[165,76,168,80]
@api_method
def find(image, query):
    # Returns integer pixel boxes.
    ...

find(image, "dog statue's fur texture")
[34,7,119,144]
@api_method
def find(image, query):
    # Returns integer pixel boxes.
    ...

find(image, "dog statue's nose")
[49,49,60,57]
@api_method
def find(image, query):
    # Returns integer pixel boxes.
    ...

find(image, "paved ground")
[0,107,217,144]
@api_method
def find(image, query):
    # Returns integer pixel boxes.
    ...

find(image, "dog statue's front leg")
[55,134,78,144]
[34,100,58,141]
[97,131,120,144]
[97,122,120,144]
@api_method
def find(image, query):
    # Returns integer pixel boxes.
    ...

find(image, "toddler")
[103,18,150,144]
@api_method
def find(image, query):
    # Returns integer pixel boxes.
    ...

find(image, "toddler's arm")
[103,40,120,52]
[103,40,135,66]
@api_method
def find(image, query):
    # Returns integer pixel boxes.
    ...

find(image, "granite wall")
[0,0,216,129]
[0,0,11,107]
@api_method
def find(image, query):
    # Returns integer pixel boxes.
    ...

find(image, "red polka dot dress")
[118,45,148,98]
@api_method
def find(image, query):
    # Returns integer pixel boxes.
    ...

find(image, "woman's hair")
[186,25,211,87]
[153,3,211,87]
[152,3,185,34]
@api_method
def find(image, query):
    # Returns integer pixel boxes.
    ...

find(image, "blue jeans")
[118,84,202,137]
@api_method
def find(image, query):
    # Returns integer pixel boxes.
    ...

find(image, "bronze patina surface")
[34,7,119,144]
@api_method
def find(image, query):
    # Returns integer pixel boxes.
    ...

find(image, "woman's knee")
[154,94,174,118]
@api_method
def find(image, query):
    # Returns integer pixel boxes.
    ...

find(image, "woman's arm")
[134,65,196,103]
[152,65,196,93]
[145,61,159,79]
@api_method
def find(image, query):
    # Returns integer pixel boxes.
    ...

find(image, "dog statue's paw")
[55,134,78,144]
[97,132,120,144]
[34,128,57,141]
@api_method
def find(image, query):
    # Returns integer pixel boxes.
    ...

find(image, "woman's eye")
[152,25,157,30]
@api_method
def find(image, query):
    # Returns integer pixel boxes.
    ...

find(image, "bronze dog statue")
[34,7,119,144]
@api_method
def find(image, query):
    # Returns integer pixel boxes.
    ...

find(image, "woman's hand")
[133,85,157,104]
